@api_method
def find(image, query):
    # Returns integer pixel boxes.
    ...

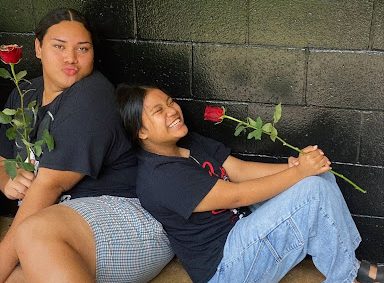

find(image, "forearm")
[223,156,289,182]
[238,162,289,181]
[195,165,306,212]
[235,166,306,206]
[0,157,9,194]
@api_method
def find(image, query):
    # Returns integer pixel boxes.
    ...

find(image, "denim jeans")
[208,173,361,283]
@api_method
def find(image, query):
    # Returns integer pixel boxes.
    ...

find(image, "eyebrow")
[149,104,162,114]
[51,38,92,45]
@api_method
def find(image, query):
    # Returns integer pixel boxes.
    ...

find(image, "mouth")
[169,118,182,128]
[63,67,79,76]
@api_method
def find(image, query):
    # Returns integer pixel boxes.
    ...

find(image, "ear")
[138,127,148,141]
[35,38,42,59]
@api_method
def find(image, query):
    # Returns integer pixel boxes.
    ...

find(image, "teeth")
[169,119,180,128]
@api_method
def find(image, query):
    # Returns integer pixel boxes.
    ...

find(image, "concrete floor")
[0,216,325,282]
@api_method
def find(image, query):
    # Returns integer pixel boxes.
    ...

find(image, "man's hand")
[296,145,331,177]
[3,169,35,200]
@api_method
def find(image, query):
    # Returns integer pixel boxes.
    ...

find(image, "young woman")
[116,83,383,283]
[0,9,173,282]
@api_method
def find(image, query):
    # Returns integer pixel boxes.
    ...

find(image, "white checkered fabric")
[61,196,174,282]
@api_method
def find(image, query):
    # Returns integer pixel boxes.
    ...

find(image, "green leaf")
[5,127,16,140]
[34,144,42,157]
[0,68,11,79]
[4,160,17,179]
[11,119,23,127]
[247,117,257,128]
[247,129,262,140]
[42,129,54,151]
[273,103,282,124]
[21,138,33,147]
[270,127,278,142]
[15,70,27,81]
[15,154,23,163]
[255,117,263,129]
[0,112,12,124]
[27,100,37,108]
[19,162,34,172]
[234,125,245,136]
[262,123,273,133]
[2,108,17,116]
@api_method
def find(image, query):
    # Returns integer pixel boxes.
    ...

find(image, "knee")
[14,213,52,254]
[297,175,336,200]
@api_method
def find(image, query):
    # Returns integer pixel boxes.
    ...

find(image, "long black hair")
[115,83,153,147]
[35,8,94,44]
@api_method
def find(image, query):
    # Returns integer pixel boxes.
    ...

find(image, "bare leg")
[5,266,25,283]
[13,205,96,283]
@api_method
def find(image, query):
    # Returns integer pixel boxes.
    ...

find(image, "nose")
[64,49,78,64]
[166,105,177,116]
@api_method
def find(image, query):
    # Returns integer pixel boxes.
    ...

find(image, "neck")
[143,142,189,158]
[42,89,62,106]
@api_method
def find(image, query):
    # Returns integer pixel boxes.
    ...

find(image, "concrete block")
[193,44,305,104]
[137,0,247,43]
[0,34,41,79]
[249,0,372,49]
[372,0,384,50]
[97,40,192,97]
[354,215,384,263]
[307,50,384,110]
[246,104,361,163]
[0,0,35,32]
[336,163,384,217]
[32,0,134,39]
[360,111,384,166]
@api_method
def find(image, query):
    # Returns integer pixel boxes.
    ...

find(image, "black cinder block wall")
[1,1,383,262]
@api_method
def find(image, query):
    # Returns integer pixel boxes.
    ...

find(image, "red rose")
[204,106,224,123]
[0,44,23,64]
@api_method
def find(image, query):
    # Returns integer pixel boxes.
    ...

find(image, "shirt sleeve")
[191,132,231,165]
[149,161,219,219]
[38,72,119,178]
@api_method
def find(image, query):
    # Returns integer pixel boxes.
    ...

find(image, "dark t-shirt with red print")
[136,132,250,283]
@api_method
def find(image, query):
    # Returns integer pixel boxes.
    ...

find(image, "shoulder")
[6,76,43,107]
[73,71,114,95]
[58,71,116,115]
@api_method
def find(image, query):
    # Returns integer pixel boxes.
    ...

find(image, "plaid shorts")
[61,196,174,283]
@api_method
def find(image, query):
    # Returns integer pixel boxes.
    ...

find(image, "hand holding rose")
[204,105,365,193]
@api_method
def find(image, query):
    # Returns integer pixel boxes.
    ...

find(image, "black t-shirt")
[0,71,137,199]
[137,132,250,283]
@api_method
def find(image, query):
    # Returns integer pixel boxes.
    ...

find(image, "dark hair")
[35,8,94,43]
[115,83,153,147]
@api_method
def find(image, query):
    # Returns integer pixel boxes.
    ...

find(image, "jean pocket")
[263,217,304,262]
[244,218,304,282]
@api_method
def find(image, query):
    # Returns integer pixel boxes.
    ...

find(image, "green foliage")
[222,102,366,193]
[1,62,55,178]
[233,104,281,143]
[0,67,11,79]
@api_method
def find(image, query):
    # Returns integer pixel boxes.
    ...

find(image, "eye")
[53,44,64,50]
[153,107,163,114]
[167,98,175,106]
[78,46,90,53]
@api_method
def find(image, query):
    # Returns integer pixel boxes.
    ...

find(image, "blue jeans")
[208,173,361,283]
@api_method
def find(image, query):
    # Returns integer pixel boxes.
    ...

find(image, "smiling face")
[139,88,189,152]
[35,20,94,97]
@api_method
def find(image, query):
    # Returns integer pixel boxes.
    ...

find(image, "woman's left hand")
[288,156,299,168]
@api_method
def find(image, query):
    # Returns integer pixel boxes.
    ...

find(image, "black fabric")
[0,71,137,199]
[137,132,250,283]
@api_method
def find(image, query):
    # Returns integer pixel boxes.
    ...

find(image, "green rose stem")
[10,63,31,163]
[221,114,366,194]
